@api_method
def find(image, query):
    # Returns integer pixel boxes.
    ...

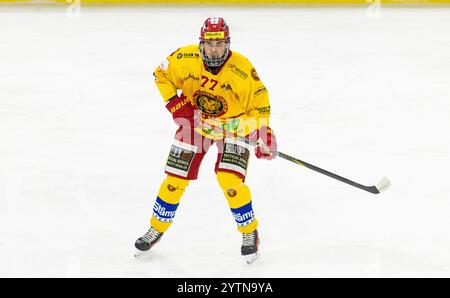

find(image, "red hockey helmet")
[199,17,231,68]
[200,17,230,41]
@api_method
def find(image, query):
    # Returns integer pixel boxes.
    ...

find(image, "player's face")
[202,40,227,58]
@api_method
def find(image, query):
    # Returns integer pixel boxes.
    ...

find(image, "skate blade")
[243,252,259,265]
[134,250,150,258]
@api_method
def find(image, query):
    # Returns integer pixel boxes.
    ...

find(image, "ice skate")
[134,227,163,257]
[241,230,260,265]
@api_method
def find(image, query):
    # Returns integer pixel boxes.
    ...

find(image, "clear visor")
[201,40,228,48]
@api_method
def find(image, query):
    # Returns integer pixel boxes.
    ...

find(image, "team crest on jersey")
[194,90,228,118]
[251,68,260,81]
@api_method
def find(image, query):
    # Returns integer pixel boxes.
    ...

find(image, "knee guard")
[151,175,190,233]
[216,171,258,233]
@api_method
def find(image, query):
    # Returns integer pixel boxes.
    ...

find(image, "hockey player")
[135,17,277,264]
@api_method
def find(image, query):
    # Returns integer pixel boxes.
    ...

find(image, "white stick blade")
[375,176,391,193]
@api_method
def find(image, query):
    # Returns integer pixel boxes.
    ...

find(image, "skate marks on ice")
[131,250,262,277]
[130,243,448,277]
[132,247,262,277]
[267,244,450,277]
[130,250,191,277]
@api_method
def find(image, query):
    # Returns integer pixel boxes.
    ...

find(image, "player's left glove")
[250,126,277,160]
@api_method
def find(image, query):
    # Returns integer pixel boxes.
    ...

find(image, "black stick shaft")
[275,152,380,194]
[195,118,381,194]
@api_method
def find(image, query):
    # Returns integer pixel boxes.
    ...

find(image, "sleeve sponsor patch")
[254,86,267,97]
[251,68,260,81]
[256,106,271,115]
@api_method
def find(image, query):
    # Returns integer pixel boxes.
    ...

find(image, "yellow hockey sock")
[216,171,258,233]
[150,175,190,233]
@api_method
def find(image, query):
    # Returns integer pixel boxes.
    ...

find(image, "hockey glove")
[165,94,199,129]
[250,126,277,160]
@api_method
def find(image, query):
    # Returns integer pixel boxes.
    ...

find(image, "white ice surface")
[1,4,450,277]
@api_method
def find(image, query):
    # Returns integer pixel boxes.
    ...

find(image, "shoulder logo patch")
[251,68,260,81]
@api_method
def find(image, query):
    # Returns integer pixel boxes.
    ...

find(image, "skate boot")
[241,230,259,264]
[134,227,163,257]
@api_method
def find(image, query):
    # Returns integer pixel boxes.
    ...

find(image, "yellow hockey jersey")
[154,45,271,140]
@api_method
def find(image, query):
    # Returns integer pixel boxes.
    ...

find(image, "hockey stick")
[273,152,390,194]
[194,117,391,194]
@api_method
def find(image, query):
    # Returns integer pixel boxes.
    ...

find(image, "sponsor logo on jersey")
[177,53,200,59]
[251,68,260,81]
[256,105,271,115]
[254,86,267,97]
[228,64,248,79]
[193,90,228,118]
[181,73,200,82]
[221,84,233,91]
[203,31,225,40]
[199,118,241,139]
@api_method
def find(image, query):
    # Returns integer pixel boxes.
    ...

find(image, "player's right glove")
[165,94,199,129]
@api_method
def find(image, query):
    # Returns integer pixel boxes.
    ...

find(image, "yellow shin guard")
[150,175,190,233]
[216,171,258,233]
